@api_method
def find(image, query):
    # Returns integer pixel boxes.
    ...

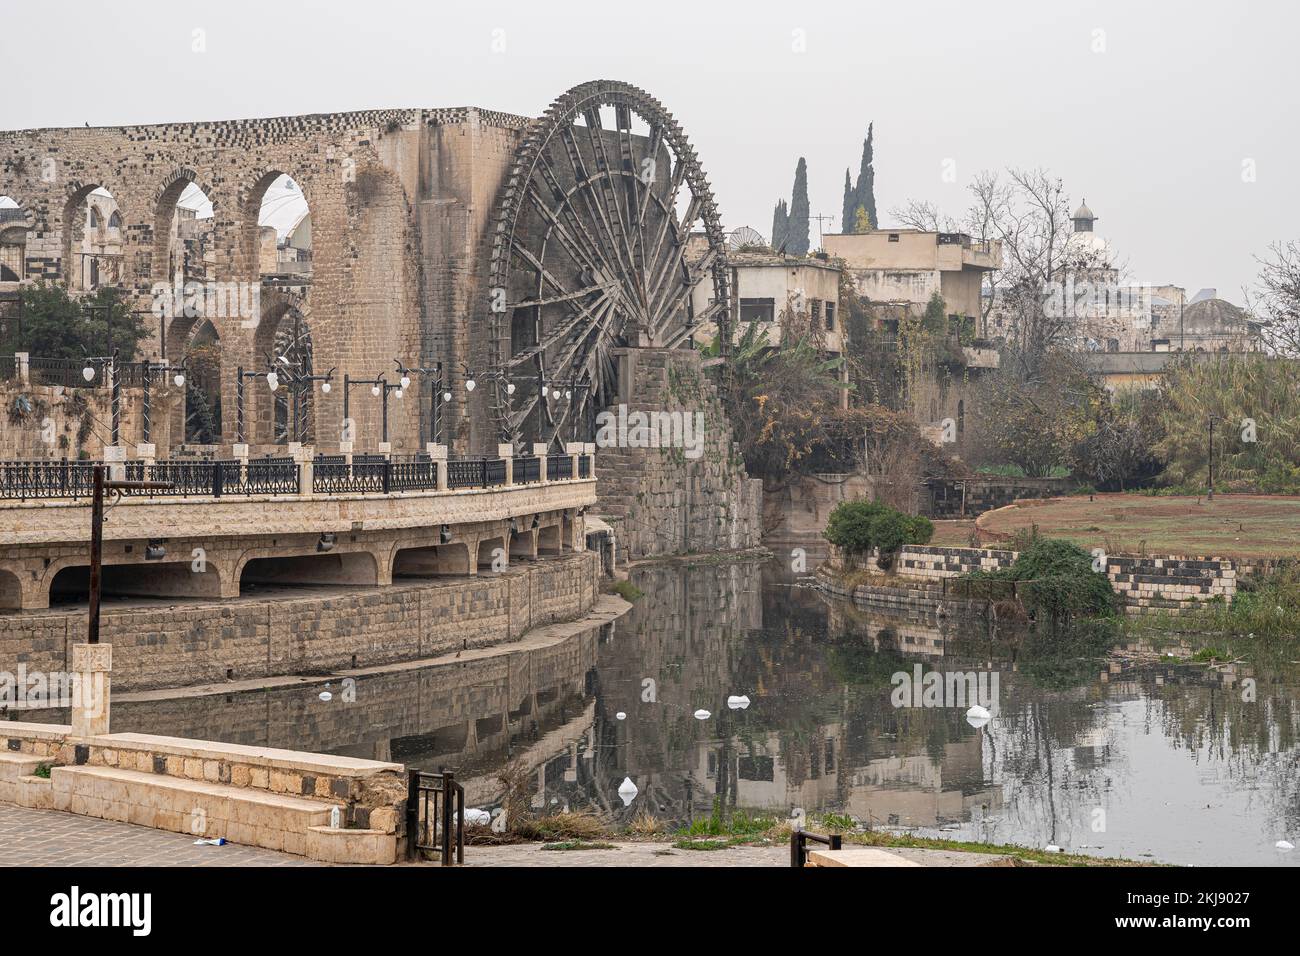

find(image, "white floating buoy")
[1045,844,1064,853]
[618,776,639,806]
[1277,840,1295,851]
[966,704,991,728]
[693,709,711,720]
[726,695,751,710]
[615,711,627,721]
[463,808,491,826]
[318,691,333,702]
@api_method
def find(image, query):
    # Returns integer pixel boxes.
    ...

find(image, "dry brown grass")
[513,810,610,842]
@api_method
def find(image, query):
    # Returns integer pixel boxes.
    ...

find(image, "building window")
[108,211,122,230]
[739,297,775,323]
[888,233,900,242]
[88,208,100,229]
[810,300,821,325]
[825,302,836,331]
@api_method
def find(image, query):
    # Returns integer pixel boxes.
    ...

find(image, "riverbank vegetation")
[960,534,1116,629]
[823,498,934,558]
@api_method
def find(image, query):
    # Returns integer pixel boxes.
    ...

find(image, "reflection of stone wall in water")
[596,348,762,559]
[99,625,603,778]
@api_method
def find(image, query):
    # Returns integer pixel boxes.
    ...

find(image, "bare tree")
[888,199,955,232]
[1247,240,1300,356]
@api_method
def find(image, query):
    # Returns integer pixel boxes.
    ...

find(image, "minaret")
[1072,200,1097,233]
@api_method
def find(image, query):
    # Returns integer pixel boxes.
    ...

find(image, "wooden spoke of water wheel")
[487,80,731,449]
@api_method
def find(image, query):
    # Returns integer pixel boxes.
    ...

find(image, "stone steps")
[51,764,338,857]
[0,752,42,779]
[0,751,54,808]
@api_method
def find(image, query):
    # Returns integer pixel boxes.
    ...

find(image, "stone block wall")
[923,477,1074,518]
[595,347,762,559]
[0,551,598,692]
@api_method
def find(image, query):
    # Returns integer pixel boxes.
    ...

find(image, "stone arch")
[238,168,313,282]
[235,548,379,593]
[45,558,224,605]
[62,180,125,289]
[152,166,219,284]
[392,542,472,577]
[183,319,223,444]
[0,566,22,610]
[254,289,317,444]
[476,535,507,572]
[538,523,562,556]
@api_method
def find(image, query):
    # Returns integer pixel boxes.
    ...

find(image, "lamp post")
[81,351,120,446]
[141,361,186,445]
[235,365,271,445]
[342,374,403,447]
[394,359,448,446]
[541,376,591,444]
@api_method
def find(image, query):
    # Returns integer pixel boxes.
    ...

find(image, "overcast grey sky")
[2,0,1296,299]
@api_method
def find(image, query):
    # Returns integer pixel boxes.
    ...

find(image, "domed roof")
[1072,200,1096,221]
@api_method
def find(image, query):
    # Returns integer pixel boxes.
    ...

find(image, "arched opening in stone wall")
[48,560,222,607]
[183,319,223,445]
[538,524,562,556]
[63,186,124,291]
[476,536,507,572]
[254,299,317,445]
[154,174,215,285]
[254,174,312,282]
[509,529,536,561]
[0,196,27,283]
[238,551,377,594]
[0,567,22,610]
[392,543,471,577]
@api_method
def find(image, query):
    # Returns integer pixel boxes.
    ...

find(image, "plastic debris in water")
[727,695,751,710]
[491,809,508,834]
[319,691,333,702]
[615,712,627,720]
[463,808,492,826]
[617,776,638,806]
[193,838,227,846]
[1277,840,1295,851]
[693,709,711,720]
[1045,844,1064,853]
[966,705,991,728]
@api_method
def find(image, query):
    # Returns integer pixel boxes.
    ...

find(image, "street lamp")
[82,352,121,446]
[141,360,187,445]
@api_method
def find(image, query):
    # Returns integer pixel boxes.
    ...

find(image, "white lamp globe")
[320,381,331,394]
[266,371,279,391]
[371,384,381,397]
[394,388,403,399]
[82,365,95,382]
[400,375,411,390]
[173,372,185,388]
[506,382,516,395]
[442,391,452,403]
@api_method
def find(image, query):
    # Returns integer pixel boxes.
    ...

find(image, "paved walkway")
[466,841,1015,867]
[0,803,319,867]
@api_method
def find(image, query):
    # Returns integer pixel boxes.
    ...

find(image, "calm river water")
[101,554,1300,866]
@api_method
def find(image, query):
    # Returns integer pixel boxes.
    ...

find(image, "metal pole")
[382,383,389,445]
[1208,418,1215,500]
[343,374,350,433]
[142,366,151,444]
[236,366,245,444]
[88,465,104,645]
[109,356,120,446]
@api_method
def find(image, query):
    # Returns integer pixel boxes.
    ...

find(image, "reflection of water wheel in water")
[487,80,731,449]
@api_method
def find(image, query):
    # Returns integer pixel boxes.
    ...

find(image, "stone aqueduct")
[1,98,546,455]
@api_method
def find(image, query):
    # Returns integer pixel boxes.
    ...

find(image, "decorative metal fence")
[1,454,572,499]
[513,455,541,484]
[0,459,98,499]
[547,455,573,481]
[405,769,465,865]
[578,454,591,479]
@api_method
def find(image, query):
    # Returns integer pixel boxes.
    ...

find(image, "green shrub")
[824,499,933,555]
[965,537,1115,625]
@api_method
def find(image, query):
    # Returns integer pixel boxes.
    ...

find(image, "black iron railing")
[578,454,591,479]
[513,455,540,484]
[406,769,465,865]
[0,355,16,382]
[0,458,98,499]
[790,828,843,867]
[24,357,149,389]
[1,454,577,499]
[547,455,573,481]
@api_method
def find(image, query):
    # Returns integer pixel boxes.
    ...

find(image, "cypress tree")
[853,124,878,234]
[841,169,855,236]
[787,157,810,255]
[771,199,789,253]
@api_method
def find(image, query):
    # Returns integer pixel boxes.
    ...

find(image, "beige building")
[824,229,1001,331]
[689,246,849,406]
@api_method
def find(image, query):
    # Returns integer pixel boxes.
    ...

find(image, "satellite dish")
[726,226,768,251]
